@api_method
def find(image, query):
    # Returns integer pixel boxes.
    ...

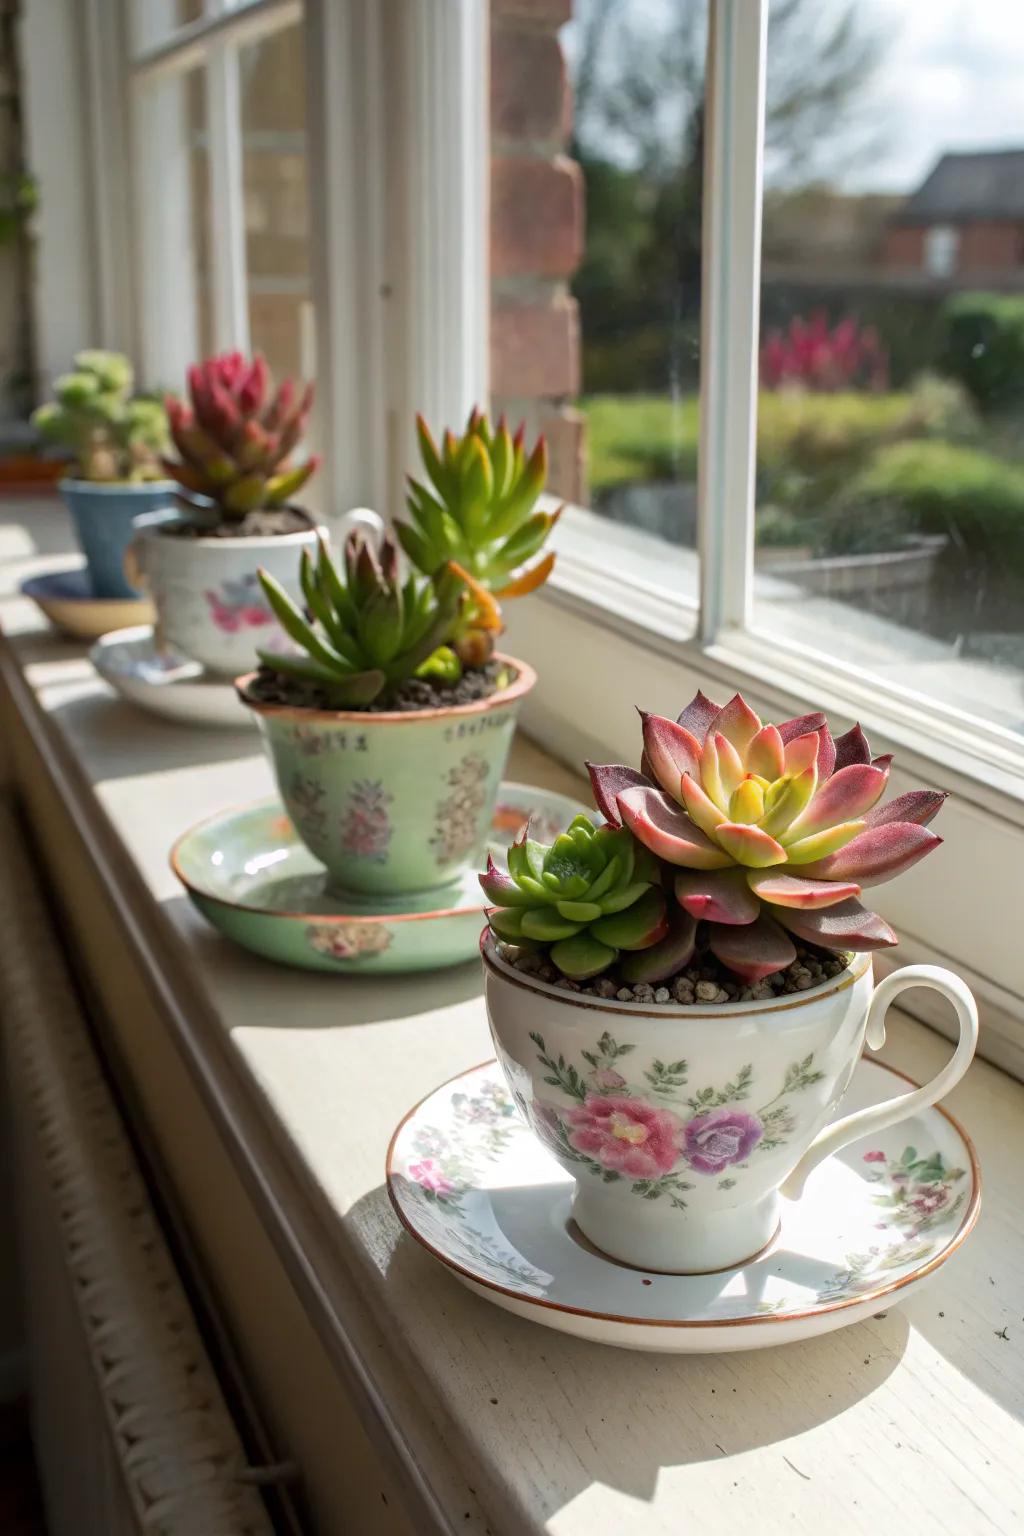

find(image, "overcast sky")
[564,0,1024,195]
[849,0,1024,191]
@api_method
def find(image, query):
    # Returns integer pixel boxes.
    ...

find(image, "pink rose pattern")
[565,1096,687,1179]
[340,780,393,863]
[528,1029,827,1203]
[205,575,274,633]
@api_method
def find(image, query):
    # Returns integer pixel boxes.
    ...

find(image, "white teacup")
[482,934,978,1273]
[126,506,383,678]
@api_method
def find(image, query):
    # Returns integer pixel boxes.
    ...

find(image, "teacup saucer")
[90,625,251,728]
[21,567,155,640]
[172,783,595,973]
[387,1058,980,1352]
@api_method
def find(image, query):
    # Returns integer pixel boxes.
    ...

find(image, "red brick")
[491,295,580,398]
[491,0,573,25]
[540,406,588,505]
[491,29,567,144]
[491,155,583,279]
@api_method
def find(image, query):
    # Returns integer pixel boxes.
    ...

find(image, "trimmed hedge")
[847,439,1024,574]
[942,293,1024,411]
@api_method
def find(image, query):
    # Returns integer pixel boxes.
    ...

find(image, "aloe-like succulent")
[400,409,559,663]
[589,691,945,982]
[482,815,698,981]
[32,350,168,482]
[256,530,468,706]
[165,351,319,518]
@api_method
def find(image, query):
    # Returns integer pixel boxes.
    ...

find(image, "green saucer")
[171,782,594,973]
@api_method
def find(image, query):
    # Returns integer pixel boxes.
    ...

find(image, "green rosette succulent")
[256,529,470,706]
[481,815,698,981]
[32,350,168,482]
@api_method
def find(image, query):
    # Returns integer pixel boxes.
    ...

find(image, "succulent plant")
[400,409,559,664]
[481,815,699,981]
[165,351,319,519]
[32,350,168,482]
[256,529,470,706]
[589,691,945,983]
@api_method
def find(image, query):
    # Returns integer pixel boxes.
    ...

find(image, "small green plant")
[32,351,168,482]
[481,815,696,981]
[165,351,319,519]
[256,529,471,706]
[401,409,558,662]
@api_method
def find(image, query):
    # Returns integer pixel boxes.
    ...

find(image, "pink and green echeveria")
[588,690,945,983]
[481,815,697,982]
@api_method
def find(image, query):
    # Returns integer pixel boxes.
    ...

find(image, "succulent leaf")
[31,350,169,482]
[482,816,669,979]
[164,350,317,519]
[584,691,945,982]
[255,533,473,706]
[402,408,555,640]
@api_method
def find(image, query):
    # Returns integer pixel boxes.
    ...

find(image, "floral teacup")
[481,933,978,1273]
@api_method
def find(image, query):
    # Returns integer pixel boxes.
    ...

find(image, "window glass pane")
[134,67,211,388]
[754,0,1024,736]
[240,25,313,389]
[131,0,205,55]
[490,2,706,615]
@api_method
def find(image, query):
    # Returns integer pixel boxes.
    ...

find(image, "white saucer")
[387,1058,979,1352]
[90,625,251,729]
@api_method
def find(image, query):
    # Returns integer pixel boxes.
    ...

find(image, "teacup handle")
[123,534,147,593]
[782,965,978,1199]
[338,507,386,548]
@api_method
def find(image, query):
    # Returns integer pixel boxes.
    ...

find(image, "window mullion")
[205,40,250,355]
[697,0,768,642]
[393,0,488,481]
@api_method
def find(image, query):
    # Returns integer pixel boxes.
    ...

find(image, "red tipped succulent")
[165,351,319,519]
[589,691,944,983]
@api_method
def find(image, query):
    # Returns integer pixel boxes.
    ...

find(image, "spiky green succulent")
[481,815,697,982]
[165,351,319,519]
[400,409,559,664]
[256,529,471,706]
[32,350,168,482]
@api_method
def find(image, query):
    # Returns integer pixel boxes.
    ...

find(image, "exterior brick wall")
[490,0,586,504]
[885,221,1024,280]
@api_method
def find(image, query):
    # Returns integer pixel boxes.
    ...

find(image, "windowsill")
[2,500,1024,1533]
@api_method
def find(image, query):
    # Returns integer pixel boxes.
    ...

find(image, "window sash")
[92,0,1024,1037]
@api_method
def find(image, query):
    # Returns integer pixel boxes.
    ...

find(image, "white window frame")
[52,0,1024,1060]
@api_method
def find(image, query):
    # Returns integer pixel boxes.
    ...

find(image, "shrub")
[845,439,1024,574]
[941,293,1024,411]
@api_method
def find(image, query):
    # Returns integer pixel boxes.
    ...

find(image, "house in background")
[884,148,1024,285]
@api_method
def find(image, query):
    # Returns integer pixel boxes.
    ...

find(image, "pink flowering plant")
[760,312,889,393]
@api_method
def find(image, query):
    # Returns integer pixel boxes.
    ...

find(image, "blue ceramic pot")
[60,478,177,598]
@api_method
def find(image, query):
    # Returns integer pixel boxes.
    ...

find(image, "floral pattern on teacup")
[205,574,274,632]
[306,922,392,962]
[526,1029,826,1210]
[431,753,489,867]
[340,779,393,863]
